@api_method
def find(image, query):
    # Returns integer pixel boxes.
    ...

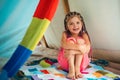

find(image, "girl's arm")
[82,33,90,46]
[61,32,80,51]
[81,33,91,53]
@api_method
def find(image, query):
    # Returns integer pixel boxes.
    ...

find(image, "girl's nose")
[74,23,78,28]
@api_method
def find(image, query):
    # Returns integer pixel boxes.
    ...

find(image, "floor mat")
[12,58,120,80]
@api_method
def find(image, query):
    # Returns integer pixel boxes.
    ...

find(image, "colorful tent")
[0,0,59,79]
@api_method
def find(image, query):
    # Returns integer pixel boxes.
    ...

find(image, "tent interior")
[0,0,120,80]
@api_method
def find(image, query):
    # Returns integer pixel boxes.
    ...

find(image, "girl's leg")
[65,50,75,79]
[75,54,83,79]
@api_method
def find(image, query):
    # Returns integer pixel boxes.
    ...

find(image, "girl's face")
[67,16,82,35]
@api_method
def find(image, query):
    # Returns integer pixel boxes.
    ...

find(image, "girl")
[58,11,91,79]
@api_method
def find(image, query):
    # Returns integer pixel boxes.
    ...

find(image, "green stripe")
[20,17,50,50]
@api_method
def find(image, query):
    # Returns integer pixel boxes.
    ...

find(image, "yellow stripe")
[20,17,50,50]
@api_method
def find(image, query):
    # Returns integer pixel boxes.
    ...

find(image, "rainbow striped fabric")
[1,0,59,79]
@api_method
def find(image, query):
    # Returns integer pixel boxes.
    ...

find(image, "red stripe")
[33,0,49,19]
[33,0,59,21]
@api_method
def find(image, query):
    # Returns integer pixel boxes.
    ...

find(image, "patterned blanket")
[13,57,120,80]
[11,47,120,80]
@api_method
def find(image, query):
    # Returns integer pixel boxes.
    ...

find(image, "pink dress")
[57,37,90,72]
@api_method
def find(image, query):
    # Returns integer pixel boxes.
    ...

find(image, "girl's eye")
[77,21,80,24]
[68,21,80,26]
[69,22,73,25]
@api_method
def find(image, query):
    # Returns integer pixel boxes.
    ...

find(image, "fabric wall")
[0,0,39,67]
[43,0,120,62]
[44,0,65,49]
[68,0,120,50]
[44,0,120,51]
[68,0,120,63]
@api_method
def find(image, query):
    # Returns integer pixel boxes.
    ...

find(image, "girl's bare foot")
[75,54,83,79]
[67,72,75,80]
[75,72,83,79]
[75,68,83,79]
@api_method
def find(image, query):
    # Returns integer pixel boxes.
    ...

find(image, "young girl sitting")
[58,11,91,79]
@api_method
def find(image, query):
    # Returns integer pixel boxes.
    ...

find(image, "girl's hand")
[79,44,90,54]
[78,44,87,54]
[64,49,75,59]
